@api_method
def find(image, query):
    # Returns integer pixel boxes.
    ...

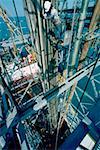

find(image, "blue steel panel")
[88,99,100,133]
[59,122,89,150]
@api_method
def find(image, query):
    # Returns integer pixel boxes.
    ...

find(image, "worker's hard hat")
[44,1,51,12]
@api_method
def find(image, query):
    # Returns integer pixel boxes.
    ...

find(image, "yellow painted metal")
[0,7,19,56]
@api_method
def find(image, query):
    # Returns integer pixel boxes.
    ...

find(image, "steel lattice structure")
[0,0,100,149]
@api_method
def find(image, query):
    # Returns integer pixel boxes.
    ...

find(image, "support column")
[66,0,100,112]
[17,123,29,150]
[71,0,89,73]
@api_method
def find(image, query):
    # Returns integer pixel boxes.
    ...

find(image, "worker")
[19,46,29,59]
[63,22,71,65]
[18,45,29,66]
[8,46,15,59]
[43,1,61,25]
[43,1,62,39]
[63,22,71,47]
[57,23,71,81]
[25,45,37,63]
[58,62,64,76]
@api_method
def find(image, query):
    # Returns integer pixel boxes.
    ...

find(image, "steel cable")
[69,47,100,130]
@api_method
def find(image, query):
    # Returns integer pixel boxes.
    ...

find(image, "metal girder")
[76,86,95,103]
[23,0,37,47]
[91,79,98,98]
[0,59,99,136]
[71,84,97,117]
[24,0,50,91]
[18,79,33,104]
[60,101,100,150]
[78,0,100,66]
[66,0,100,112]
[31,0,42,11]
[71,0,89,68]
[75,90,86,114]
[0,5,29,48]
[0,6,21,36]
[86,33,100,41]
[0,34,29,48]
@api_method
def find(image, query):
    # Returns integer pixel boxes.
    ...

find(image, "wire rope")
[23,0,48,93]
[11,0,38,95]
[55,113,62,150]
[54,2,99,145]
[66,0,78,77]
[5,0,39,84]
[12,0,25,44]
[24,0,36,47]
[69,43,100,130]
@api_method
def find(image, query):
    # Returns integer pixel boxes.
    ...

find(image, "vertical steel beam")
[78,0,100,69]
[23,0,42,68]
[24,0,49,91]
[36,0,49,91]
[66,0,100,112]
[23,0,35,46]
[71,0,89,69]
